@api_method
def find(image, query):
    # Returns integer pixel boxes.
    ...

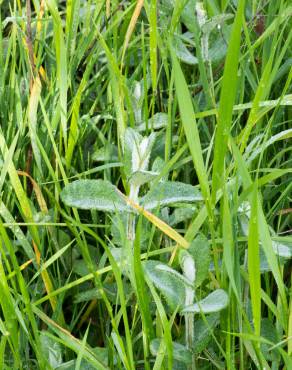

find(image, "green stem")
[185,313,196,370]
[184,283,196,370]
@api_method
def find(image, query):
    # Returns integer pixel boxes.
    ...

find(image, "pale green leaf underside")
[129,170,159,187]
[61,179,129,212]
[137,112,168,132]
[143,260,186,311]
[150,339,192,365]
[92,144,118,162]
[188,234,211,288]
[141,181,203,210]
[155,264,194,289]
[193,314,219,354]
[202,14,234,34]
[61,179,202,213]
[272,241,292,259]
[173,35,198,65]
[182,289,229,314]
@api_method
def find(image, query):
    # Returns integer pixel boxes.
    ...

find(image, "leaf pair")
[143,236,228,315]
[61,179,202,213]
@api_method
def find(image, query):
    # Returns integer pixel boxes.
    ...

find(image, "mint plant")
[144,235,228,370]
[2,1,292,368]
[61,128,229,368]
[61,127,203,248]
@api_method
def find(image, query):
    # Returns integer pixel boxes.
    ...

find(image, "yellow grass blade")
[17,171,59,313]
[121,0,144,68]
[124,196,189,249]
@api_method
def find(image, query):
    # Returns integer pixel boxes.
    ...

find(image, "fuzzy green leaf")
[170,206,196,226]
[272,240,292,259]
[182,289,229,314]
[124,128,142,177]
[129,170,159,187]
[137,113,168,132]
[40,331,63,368]
[173,35,198,65]
[202,14,233,34]
[143,260,186,311]
[193,313,219,354]
[188,234,211,288]
[124,128,156,177]
[61,179,129,212]
[92,144,118,162]
[141,181,202,210]
[150,339,192,365]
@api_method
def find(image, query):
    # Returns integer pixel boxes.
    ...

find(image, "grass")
[0,0,291,369]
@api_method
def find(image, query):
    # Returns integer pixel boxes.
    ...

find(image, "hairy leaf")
[141,181,202,210]
[143,260,186,311]
[124,128,156,177]
[188,234,211,287]
[124,128,143,177]
[182,289,229,314]
[92,144,118,162]
[272,240,292,259]
[150,339,192,365]
[61,180,129,212]
[173,35,198,65]
[193,313,219,354]
[137,113,168,132]
[170,206,196,226]
[129,170,159,187]
[40,331,63,368]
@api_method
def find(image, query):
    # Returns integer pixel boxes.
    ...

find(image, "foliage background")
[0,0,291,369]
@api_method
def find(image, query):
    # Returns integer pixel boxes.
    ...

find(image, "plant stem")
[184,283,196,370]
[185,312,196,370]
[127,184,139,243]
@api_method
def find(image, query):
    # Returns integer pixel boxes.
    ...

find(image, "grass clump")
[0,1,291,369]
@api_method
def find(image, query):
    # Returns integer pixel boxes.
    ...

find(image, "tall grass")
[0,1,291,369]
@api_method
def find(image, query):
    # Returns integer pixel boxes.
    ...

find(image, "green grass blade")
[149,0,157,94]
[46,0,68,149]
[230,139,288,314]
[133,217,154,369]
[211,0,245,203]
[222,188,239,302]
[248,183,261,338]
[170,45,211,209]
